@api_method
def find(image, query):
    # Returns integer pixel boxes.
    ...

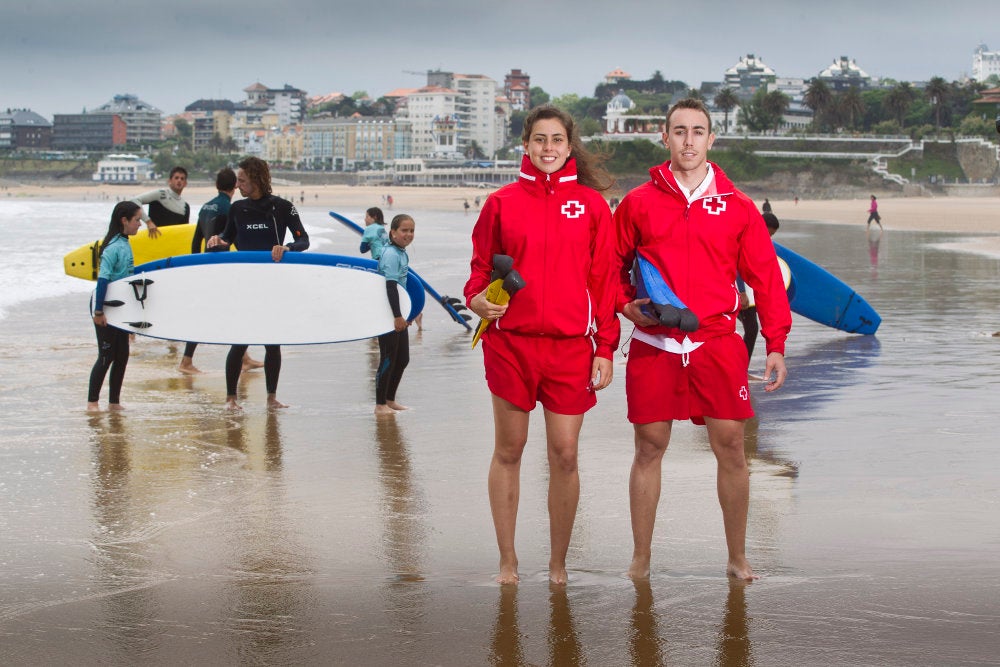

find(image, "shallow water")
[1,201,999,665]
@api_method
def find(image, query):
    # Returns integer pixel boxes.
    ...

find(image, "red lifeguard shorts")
[482,329,597,415]
[625,333,754,425]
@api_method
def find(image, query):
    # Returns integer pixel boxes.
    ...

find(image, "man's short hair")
[216,167,236,191]
[169,166,188,179]
[666,98,712,134]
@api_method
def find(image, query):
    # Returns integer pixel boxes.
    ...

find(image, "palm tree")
[838,87,866,131]
[714,87,739,135]
[885,82,916,127]
[762,90,790,134]
[925,76,949,128]
[804,79,833,131]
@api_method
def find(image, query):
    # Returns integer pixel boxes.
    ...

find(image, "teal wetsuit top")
[93,234,134,311]
[361,223,389,260]
[378,243,409,318]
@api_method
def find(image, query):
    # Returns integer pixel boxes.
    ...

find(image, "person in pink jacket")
[615,98,791,582]
[465,105,620,585]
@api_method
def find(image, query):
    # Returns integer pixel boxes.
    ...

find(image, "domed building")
[817,56,872,91]
[602,89,663,134]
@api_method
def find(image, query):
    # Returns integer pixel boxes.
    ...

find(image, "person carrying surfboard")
[375,214,416,416]
[87,201,143,412]
[614,98,792,583]
[207,157,310,411]
[464,105,620,586]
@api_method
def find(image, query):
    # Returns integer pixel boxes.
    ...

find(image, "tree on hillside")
[837,87,866,131]
[529,87,550,107]
[714,87,739,135]
[885,82,916,127]
[804,79,833,131]
[762,90,790,134]
[925,76,949,128]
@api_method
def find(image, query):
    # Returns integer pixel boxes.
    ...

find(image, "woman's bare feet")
[242,353,264,372]
[86,402,101,413]
[108,403,125,411]
[386,400,408,411]
[267,395,288,409]
[224,398,242,412]
[627,555,651,580]
[727,557,760,582]
[375,404,396,416]
[549,564,569,586]
[496,558,519,585]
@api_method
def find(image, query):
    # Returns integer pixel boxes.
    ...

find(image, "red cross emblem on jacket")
[561,200,586,218]
[702,196,726,215]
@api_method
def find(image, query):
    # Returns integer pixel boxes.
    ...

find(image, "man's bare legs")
[488,395,529,584]
[628,421,672,579]
[543,409,584,585]
[705,417,758,581]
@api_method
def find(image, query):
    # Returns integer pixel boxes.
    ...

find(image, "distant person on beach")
[614,98,791,582]
[463,199,471,215]
[87,201,142,412]
[180,168,262,375]
[375,214,416,416]
[465,104,620,585]
[762,198,772,214]
[866,195,883,230]
[360,207,389,260]
[130,166,190,239]
[208,157,310,411]
[738,212,781,372]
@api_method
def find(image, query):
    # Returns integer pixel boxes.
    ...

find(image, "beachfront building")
[402,85,461,158]
[605,68,632,85]
[724,54,777,100]
[263,125,304,167]
[816,56,873,91]
[504,69,531,111]
[973,45,1000,83]
[0,109,52,150]
[602,89,663,135]
[184,99,236,150]
[92,154,154,183]
[52,113,127,150]
[302,116,403,171]
[91,94,162,146]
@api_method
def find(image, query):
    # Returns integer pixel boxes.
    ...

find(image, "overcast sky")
[4,0,996,119]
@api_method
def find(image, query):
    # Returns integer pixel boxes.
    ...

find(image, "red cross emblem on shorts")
[739,385,748,401]
[702,196,726,215]
[561,200,586,218]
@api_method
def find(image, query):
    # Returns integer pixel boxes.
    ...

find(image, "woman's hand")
[93,312,107,327]
[622,298,659,327]
[470,288,508,321]
[394,316,408,332]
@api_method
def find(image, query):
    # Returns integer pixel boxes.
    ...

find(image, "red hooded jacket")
[465,155,621,359]
[614,161,791,355]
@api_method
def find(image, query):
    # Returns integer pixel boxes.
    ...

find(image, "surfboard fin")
[128,277,154,307]
[102,300,125,308]
[125,321,153,329]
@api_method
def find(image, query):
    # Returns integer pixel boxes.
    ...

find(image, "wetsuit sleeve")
[191,225,204,254]
[94,278,109,312]
[464,194,503,307]
[613,196,641,313]
[129,189,161,223]
[385,281,403,318]
[588,195,621,359]
[736,205,791,355]
[360,240,371,254]
[280,200,310,252]
[219,207,237,246]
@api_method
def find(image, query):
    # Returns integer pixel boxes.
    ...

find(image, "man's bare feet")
[727,557,760,582]
[224,398,242,412]
[178,358,202,374]
[86,402,101,413]
[242,353,264,371]
[386,400,408,411]
[627,554,651,580]
[108,403,125,411]
[496,559,519,585]
[374,404,396,416]
[267,395,288,409]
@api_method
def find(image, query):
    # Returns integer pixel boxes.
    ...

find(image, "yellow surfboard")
[63,224,219,281]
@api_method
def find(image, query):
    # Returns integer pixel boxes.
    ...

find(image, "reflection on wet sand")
[715,582,753,666]
[628,579,666,666]
[547,584,583,664]
[488,584,586,666]
[488,586,524,666]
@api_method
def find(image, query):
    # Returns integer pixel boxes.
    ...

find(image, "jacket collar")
[649,160,734,202]
[518,154,579,194]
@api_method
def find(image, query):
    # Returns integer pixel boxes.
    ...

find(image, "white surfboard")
[744,257,792,308]
[95,252,425,345]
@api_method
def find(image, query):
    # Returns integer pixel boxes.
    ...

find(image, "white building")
[453,74,504,157]
[973,44,1000,82]
[92,154,154,183]
[403,85,462,158]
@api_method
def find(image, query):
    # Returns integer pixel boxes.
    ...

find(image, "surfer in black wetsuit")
[208,157,310,411]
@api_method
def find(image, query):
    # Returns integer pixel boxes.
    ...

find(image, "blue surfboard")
[773,242,880,335]
[328,211,473,331]
[107,252,425,344]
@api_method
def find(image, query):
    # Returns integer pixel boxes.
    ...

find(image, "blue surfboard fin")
[635,252,699,332]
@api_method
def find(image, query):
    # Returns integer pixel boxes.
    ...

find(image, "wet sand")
[1,200,1000,664]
